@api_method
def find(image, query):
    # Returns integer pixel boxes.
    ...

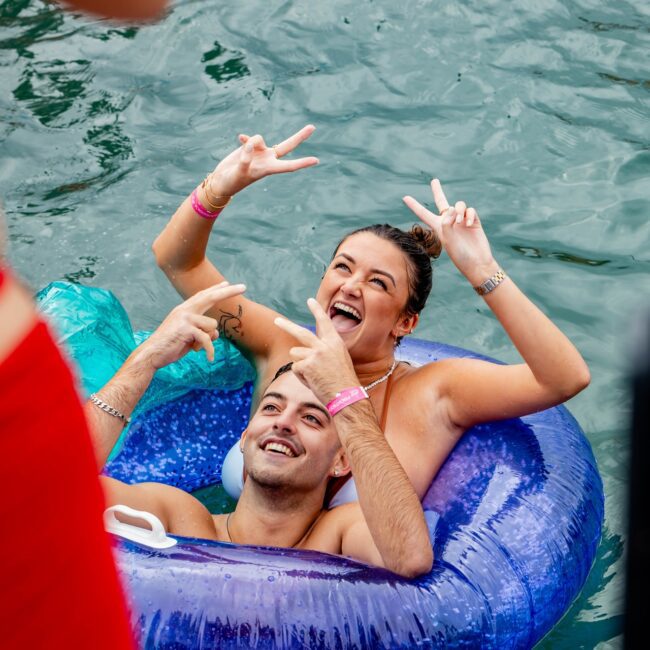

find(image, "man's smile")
[259,436,299,458]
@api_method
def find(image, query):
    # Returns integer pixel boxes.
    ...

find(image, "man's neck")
[224,483,325,548]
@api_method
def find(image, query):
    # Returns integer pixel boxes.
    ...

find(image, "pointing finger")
[403,195,442,236]
[272,124,316,158]
[272,157,320,174]
[306,297,337,339]
[431,179,451,214]
[274,316,318,346]
[191,282,246,314]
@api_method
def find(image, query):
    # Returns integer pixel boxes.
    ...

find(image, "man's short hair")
[273,362,293,381]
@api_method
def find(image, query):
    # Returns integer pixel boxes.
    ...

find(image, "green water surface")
[2,0,649,647]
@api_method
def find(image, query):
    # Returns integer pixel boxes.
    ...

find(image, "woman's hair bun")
[409,224,442,259]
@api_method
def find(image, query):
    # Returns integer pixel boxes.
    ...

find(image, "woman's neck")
[352,353,397,388]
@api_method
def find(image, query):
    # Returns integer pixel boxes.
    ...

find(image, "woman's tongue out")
[330,304,362,332]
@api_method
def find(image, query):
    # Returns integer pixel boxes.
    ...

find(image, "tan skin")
[0,254,431,577]
[99,355,433,578]
[153,125,591,500]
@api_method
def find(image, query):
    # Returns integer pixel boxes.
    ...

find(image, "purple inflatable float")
[104,337,603,649]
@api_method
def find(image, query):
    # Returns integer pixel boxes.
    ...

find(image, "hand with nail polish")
[402,180,498,285]
[207,125,319,198]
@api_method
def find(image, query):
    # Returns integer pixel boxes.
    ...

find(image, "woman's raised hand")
[208,125,319,198]
[403,180,498,285]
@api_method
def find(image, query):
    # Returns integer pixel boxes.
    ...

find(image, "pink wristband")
[191,189,222,220]
[326,386,369,417]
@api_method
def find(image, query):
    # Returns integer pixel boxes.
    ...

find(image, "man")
[89,284,433,578]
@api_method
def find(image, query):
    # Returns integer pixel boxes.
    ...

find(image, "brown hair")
[333,224,441,318]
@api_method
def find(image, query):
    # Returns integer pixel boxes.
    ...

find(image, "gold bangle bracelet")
[201,175,232,210]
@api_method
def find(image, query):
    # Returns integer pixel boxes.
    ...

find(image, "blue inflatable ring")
[37,282,604,649]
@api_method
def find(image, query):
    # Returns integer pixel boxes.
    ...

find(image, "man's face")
[242,371,344,493]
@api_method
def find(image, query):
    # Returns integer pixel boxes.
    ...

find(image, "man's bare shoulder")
[300,503,362,554]
[101,477,218,540]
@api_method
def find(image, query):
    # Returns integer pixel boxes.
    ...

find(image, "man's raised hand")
[274,298,358,405]
[138,282,246,371]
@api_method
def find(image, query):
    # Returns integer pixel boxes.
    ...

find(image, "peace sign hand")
[208,125,319,198]
[137,281,247,371]
[274,298,359,405]
[403,179,498,285]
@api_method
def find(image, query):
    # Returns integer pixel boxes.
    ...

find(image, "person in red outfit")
[0,239,134,646]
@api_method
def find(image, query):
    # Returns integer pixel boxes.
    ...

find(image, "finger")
[274,316,318,346]
[240,140,253,165]
[442,207,456,227]
[191,282,246,314]
[238,134,250,144]
[190,313,218,333]
[248,134,266,151]
[271,157,320,174]
[466,207,477,227]
[288,346,312,361]
[402,196,442,235]
[290,359,310,389]
[272,124,316,158]
[306,297,337,340]
[455,201,467,224]
[431,178,451,214]
[193,328,215,362]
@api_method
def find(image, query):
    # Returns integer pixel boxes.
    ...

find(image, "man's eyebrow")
[261,393,330,422]
[262,391,286,402]
[335,252,396,288]
[303,402,331,422]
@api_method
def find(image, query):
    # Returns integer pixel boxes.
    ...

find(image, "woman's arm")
[403,180,590,429]
[152,125,318,363]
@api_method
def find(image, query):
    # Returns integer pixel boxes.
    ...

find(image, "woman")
[152,124,590,503]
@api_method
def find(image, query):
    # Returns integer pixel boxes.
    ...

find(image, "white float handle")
[104,505,177,549]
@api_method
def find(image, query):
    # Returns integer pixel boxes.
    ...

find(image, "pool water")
[2,0,648,647]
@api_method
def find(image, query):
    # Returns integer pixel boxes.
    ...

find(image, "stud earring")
[333,468,339,477]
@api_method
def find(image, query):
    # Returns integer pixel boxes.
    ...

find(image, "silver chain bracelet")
[89,393,131,427]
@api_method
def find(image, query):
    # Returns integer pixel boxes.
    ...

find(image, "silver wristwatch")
[474,268,507,296]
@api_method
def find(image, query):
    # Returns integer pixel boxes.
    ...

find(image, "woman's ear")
[392,312,419,339]
[239,428,248,453]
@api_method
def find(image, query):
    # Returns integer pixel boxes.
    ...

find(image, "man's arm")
[332,398,433,577]
[87,282,246,470]
[275,299,433,578]
[100,476,217,540]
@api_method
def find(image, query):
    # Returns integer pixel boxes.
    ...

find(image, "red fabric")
[0,312,134,648]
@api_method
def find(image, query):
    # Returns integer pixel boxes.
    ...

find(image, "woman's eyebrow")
[335,253,396,287]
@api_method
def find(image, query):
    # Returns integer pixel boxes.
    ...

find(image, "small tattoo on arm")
[218,304,244,340]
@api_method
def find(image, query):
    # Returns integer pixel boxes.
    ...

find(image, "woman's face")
[316,232,414,362]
